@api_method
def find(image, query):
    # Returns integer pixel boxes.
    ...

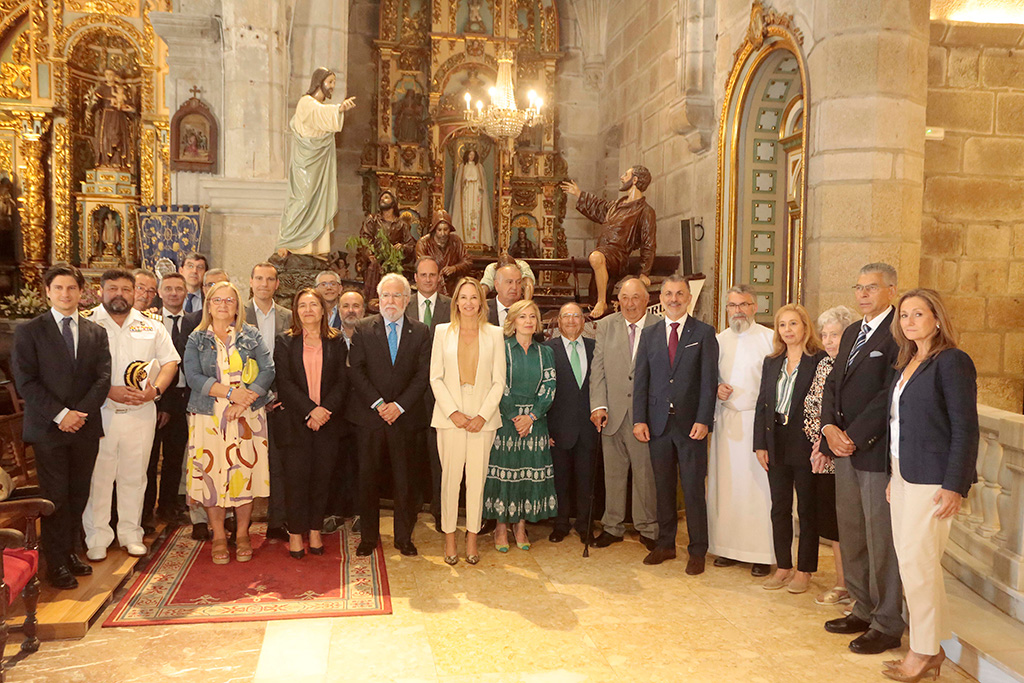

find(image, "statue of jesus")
[561,165,657,319]
[276,67,356,257]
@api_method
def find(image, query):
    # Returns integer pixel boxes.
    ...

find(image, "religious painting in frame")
[170,91,218,173]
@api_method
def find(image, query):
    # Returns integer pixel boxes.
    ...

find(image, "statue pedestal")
[77,168,139,268]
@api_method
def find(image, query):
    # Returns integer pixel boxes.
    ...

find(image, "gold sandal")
[212,539,230,565]
[236,535,253,563]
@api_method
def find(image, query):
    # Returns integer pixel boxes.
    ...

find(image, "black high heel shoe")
[309,545,324,556]
[289,548,305,559]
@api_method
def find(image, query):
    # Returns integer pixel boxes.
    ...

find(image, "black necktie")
[61,316,75,360]
[170,315,182,344]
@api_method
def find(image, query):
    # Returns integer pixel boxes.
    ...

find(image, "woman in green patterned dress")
[482,299,557,552]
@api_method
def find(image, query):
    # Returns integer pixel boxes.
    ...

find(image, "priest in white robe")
[708,284,776,574]
[276,67,356,255]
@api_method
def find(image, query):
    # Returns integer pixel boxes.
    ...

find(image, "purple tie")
[628,323,637,354]
[668,322,680,366]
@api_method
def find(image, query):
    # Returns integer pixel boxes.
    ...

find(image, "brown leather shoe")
[685,554,706,575]
[643,547,677,565]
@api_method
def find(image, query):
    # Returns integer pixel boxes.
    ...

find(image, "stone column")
[804,0,930,314]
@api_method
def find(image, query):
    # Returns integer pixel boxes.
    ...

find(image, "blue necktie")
[846,321,871,369]
[387,321,398,364]
[62,316,76,360]
[185,292,197,313]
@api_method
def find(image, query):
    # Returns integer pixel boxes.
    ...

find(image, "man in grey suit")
[590,277,661,551]
[408,256,451,531]
[245,261,293,541]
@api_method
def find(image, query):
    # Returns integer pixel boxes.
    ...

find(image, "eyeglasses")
[316,281,339,289]
[135,286,158,296]
[852,284,883,294]
[725,302,755,310]
[210,297,237,305]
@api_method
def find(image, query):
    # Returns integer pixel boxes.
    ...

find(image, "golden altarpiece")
[360,0,568,260]
[0,1,170,290]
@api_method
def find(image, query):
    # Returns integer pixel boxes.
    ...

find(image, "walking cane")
[582,438,601,558]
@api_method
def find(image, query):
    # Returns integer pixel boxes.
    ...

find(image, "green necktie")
[423,298,432,327]
[569,340,583,388]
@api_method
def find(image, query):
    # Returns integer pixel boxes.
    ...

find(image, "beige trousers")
[437,384,497,534]
[889,459,953,655]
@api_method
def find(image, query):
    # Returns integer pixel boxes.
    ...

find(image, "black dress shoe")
[479,519,496,535]
[47,566,78,590]
[639,535,657,551]
[593,531,623,548]
[434,515,442,533]
[191,522,210,541]
[549,529,568,543]
[751,563,771,577]
[67,553,93,576]
[643,547,677,565]
[396,541,418,557]
[849,629,902,655]
[356,540,377,556]
[685,554,706,575]
[825,614,871,634]
[713,556,738,567]
[265,526,289,542]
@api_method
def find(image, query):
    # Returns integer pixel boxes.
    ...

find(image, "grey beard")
[729,318,751,333]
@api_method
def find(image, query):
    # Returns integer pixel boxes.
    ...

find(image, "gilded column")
[51,119,72,263]
[141,125,156,205]
[17,113,50,290]
[157,121,171,204]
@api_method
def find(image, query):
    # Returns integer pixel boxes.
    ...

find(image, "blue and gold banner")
[137,205,204,270]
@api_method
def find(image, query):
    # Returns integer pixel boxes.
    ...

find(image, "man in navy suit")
[12,263,111,589]
[633,275,718,574]
[544,302,599,543]
[346,273,431,557]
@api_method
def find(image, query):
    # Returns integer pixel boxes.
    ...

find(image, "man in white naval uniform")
[83,269,180,559]
[708,284,776,576]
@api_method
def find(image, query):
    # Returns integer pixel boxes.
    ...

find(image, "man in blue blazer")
[544,302,599,543]
[633,275,718,574]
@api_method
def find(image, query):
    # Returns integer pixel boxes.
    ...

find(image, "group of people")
[13,253,977,682]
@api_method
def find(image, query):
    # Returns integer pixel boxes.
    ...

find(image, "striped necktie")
[846,321,871,369]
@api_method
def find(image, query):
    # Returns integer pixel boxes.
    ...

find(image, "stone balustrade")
[943,403,1024,624]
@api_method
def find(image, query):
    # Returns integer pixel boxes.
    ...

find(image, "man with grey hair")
[707,284,775,575]
[315,269,344,328]
[820,262,903,655]
[346,272,431,557]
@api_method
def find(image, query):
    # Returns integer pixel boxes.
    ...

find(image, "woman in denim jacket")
[183,281,275,564]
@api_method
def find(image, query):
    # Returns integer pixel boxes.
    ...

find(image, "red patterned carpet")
[104,523,391,627]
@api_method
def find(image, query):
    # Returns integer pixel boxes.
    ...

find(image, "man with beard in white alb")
[708,284,775,576]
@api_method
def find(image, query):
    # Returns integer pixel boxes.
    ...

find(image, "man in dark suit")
[244,261,293,542]
[488,263,545,342]
[347,273,431,557]
[12,263,111,589]
[633,274,718,574]
[143,272,201,531]
[820,262,904,655]
[544,302,599,543]
[408,256,451,531]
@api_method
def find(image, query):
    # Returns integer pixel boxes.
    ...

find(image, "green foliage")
[345,227,404,275]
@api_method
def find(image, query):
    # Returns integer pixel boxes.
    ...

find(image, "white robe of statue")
[708,322,776,565]
[450,158,494,247]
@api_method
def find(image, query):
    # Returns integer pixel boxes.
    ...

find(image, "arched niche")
[715,1,808,328]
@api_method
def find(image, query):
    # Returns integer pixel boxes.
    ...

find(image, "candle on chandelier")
[476,100,483,113]
[464,92,472,111]
[527,90,536,106]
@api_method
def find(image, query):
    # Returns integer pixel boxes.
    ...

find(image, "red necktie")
[668,322,680,366]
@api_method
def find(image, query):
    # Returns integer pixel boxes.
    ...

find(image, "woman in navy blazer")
[274,288,348,559]
[753,304,827,595]
[883,289,978,682]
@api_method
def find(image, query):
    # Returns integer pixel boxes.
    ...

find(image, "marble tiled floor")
[5,514,977,683]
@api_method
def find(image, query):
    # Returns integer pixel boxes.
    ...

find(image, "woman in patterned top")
[482,299,557,552]
[803,305,855,605]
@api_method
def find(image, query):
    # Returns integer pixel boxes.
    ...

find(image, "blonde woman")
[482,299,558,552]
[183,281,275,564]
[882,289,978,682]
[753,304,826,594]
[429,277,506,564]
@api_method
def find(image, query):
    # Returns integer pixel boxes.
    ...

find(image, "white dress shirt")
[51,308,79,424]
[417,291,438,323]
[496,300,514,329]
[861,305,893,343]
[252,300,278,355]
[627,313,647,361]
[560,334,588,381]
[890,373,908,461]
[664,313,688,346]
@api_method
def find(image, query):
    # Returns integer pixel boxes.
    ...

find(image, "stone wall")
[922,20,1024,412]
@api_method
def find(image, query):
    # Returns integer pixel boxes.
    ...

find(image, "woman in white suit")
[429,276,506,565]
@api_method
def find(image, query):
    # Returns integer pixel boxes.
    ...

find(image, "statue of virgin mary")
[449,148,494,248]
